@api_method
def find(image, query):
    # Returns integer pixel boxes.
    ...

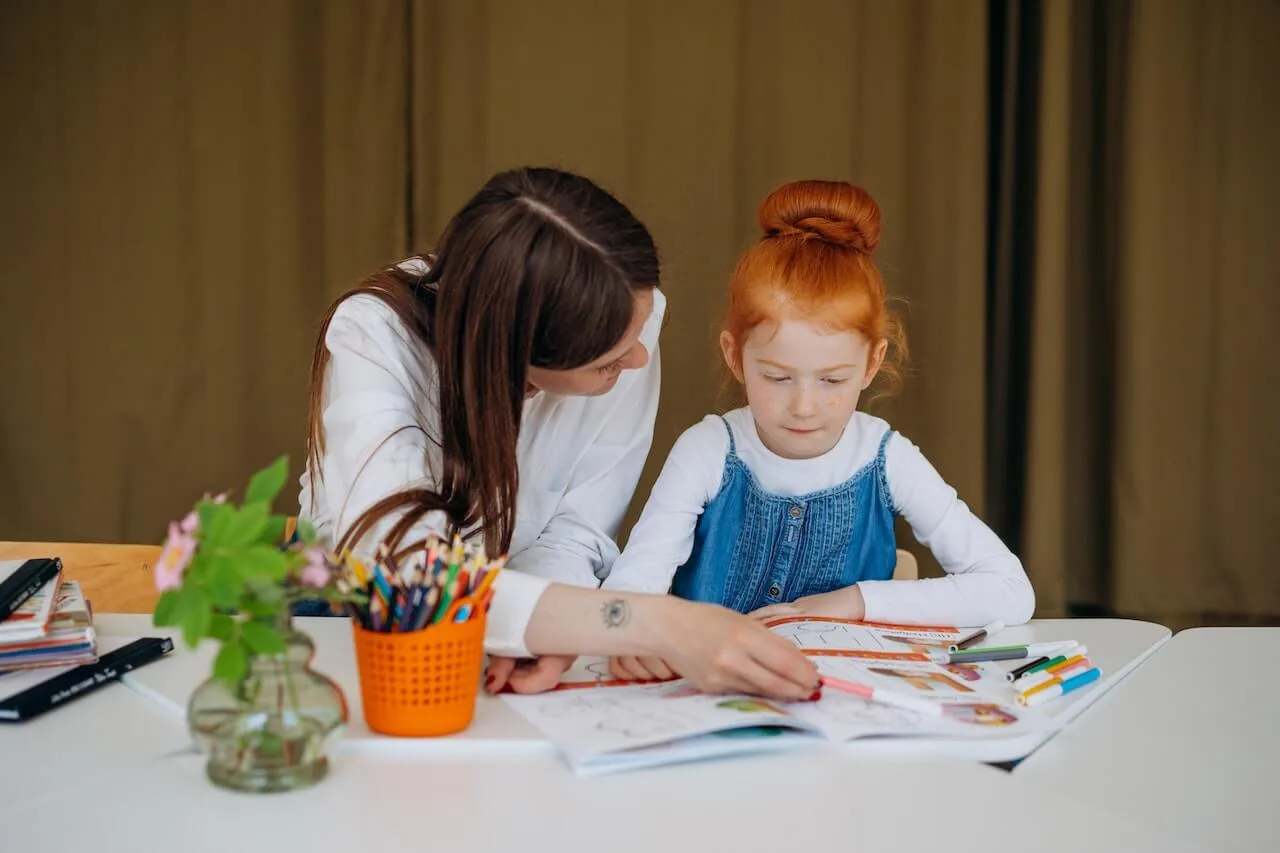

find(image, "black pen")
[0,636,174,722]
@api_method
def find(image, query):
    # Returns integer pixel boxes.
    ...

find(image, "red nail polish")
[808,689,822,701]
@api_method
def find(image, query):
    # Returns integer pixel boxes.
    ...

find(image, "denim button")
[789,504,803,519]
[768,584,781,597]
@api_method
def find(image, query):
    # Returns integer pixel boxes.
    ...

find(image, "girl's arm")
[598,417,726,594]
[857,433,1036,626]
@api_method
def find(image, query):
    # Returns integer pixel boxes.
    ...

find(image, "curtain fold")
[1022,0,1279,623]
[0,0,407,542]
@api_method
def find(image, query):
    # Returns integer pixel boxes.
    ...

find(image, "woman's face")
[526,290,654,397]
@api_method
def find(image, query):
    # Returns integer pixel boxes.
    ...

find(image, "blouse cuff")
[483,570,552,658]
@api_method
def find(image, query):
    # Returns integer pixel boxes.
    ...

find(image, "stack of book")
[0,558,97,672]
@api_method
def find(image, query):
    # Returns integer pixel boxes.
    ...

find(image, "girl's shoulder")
[852,411,893,442]
[672,411,739,458]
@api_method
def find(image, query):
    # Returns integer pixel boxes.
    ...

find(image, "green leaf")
[198,501,234,546]
[241,620,287,655]
[262,515,288,546]
[245,455,289,507]
[208,613,236,642]
[204,555,242,608]
[181,600,212,649]
[224,501,269,548]
[239,585,284,618]
[238,598,282,619]
[152,589,184,627]
[213,642,248,688]
[238,543,291,582]
[297,518,317,543]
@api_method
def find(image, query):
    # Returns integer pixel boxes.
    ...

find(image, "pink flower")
[299,547,332,588]
[179,511,198,534]
[155,521,197,592]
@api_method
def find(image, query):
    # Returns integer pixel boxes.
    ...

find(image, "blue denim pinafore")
[670,416,897,612]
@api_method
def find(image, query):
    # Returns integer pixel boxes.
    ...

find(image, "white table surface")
[3,740,1203,853]
[0,614,1203,852]
[1017,627,1280,852]
[99,613,1172,764]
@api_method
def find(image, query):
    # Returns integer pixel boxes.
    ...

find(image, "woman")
[301,167,817,699]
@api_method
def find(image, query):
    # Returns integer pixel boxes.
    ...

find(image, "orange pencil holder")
[351,614,486,737]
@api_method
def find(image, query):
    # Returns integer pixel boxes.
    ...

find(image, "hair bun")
[757,180,881,255]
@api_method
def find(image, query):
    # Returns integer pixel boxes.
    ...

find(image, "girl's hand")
[609,655,677,682]
[485,654,577,694]
[749,586,866,623]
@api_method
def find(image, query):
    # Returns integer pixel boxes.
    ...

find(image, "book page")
[791,654,1053,742]
[766,616,962,654]
[502,680,823,762]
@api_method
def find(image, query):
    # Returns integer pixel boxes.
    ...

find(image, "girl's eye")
[763,374,790,383]
[822,377,850,385]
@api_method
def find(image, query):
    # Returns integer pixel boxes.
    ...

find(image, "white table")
[4,737,1202,852]
[0,614,1197,852]
[101,613,1173,763]
[1016,627,1280,852]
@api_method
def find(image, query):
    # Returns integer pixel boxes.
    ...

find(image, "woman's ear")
[862,338,888,390]
[719,331,744,382]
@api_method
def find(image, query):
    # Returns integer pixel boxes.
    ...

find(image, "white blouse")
[602,408,1036,627]
[299,268,667,657]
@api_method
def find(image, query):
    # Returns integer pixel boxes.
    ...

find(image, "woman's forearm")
[522,584,677,658]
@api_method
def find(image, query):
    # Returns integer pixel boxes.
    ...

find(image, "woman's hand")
[651,599,818,700]
[609,655,677,682]
[485,654,577,694]
[749,586,865,624]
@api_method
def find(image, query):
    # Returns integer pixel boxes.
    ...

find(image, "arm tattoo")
[601,598,631,629]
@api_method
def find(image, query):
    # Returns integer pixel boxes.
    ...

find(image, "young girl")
[603,179,1034,681]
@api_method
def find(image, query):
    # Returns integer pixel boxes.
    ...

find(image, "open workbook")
[502,617,1059,775]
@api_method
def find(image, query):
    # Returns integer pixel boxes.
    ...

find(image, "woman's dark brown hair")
[306,167,660,559]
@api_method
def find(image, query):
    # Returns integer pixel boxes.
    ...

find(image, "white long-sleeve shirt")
[602,408,1035,627]
[299,275,667,656]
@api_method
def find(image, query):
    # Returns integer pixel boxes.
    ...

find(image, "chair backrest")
[0,541,161,613]
[893,548,919,581]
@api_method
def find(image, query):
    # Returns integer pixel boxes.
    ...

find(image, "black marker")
[0,558,62,620]
[0,637,174,722]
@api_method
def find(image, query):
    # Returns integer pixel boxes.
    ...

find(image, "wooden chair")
[893,548,919,581]
[0,541,161,613]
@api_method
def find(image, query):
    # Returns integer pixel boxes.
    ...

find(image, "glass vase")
[187,617,348,793]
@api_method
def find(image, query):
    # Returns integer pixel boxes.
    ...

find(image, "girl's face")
[723,318,885,459]
[526,290,654,398]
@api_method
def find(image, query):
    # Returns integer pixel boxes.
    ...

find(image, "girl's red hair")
[724,180,907,395]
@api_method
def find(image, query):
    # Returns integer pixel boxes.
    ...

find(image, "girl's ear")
[719,331,744,382]
[862,338,889,390]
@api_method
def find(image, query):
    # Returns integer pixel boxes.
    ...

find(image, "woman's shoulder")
[640,288,668,350]
[327,291,422,357]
